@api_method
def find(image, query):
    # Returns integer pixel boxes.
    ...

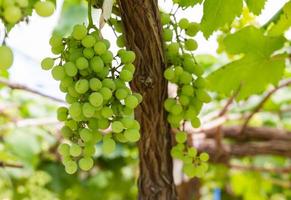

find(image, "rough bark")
[118,1,177,199]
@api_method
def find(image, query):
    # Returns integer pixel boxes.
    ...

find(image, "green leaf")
[207,55,285,99]
[223,26,285,57]
[267,1,291,36]
[207,26,286,99]
[244,0,266,15]
[201,0,243,38]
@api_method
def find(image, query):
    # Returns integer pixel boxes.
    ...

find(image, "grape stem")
[87,0,95,30]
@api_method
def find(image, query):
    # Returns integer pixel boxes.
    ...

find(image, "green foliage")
[207,26,286,99]
[200,0,243,38]
[244,0,266,15]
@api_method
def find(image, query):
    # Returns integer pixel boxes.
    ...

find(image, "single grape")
[79,157,94,171]
[80,128,93,142]
[58,143,70,155]
[82,35,96,48]
[112,121,124,133]
[41,57,54,70]
[89,92,103,107]
[102,137,116,154]
[0,45,13,69]
[64,62,78,77]
[72,24,87,40]
[94,41,107,55]
[90,56,104,72]
[34,1,55,17]
[69,102,82,118]
[119,69,133,82]
[83,145,96,156]
[120,51,136,64]
[99,87,112,101]
[196,89,211,103]
[163,28,173,41]
[164,68,175,81]
[83,48,95,59]
[61,126,73,139]
[199,152,209,162]
[124,129,140,142]
[186,22,199,36]
[185,39,198,51]
[116,35,125,48]
[89,78,102,91]
[125,95,139,109]
[175,131,187,143]
[65,160,78,174]
[75,79,89,94]
[188,147,197,158]
[51,66,66,80]
[101,107,113,118]
[101,51,113,64]
[4,6,22,24]
[178,18,189,29]
[164,98,176,112]
[70,143,82,157]
[57,107,68,121]
[115,88,129,100]
[82,103,96,118]
[161,13,171,25]
[191,117,201,128]
[49,34,63,47]
[170,104,183,115]
[76,57,89,70]
[123,63,135,73]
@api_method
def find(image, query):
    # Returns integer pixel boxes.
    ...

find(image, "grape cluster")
[42,24,142,174]
[161,12,211,178]
[0,0,55,25]
[0,45,13,69]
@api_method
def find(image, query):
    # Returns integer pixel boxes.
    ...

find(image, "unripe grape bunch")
[42,24,142,174]
[0,0,55,70]
[161,11,211,178]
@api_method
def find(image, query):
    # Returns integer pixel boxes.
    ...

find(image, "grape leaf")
[207,26,286,99]
[200,0,243,38]
[267,1,291,36]
[244,0,266,15]
[223,26,285,57]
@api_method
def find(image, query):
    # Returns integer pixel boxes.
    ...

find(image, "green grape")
[167,43,179,54]
[116,35,125,48]
[83,145,96,156]
[114,132,128,143]
[91,131,103,143]
[170,145,184,159]
[82,103,95,118]
[119,69,133,82]
[102,137,116,154]
[191,116,201,128]
[65,160,78,174]
[179,71,192,84]
[115,88,129,100]
[70,143,82,157]
[112,121,124,133]
[164,68,175,81]
[102,79,116,90]
[97,118,110,129]
[57,107,68,121]
[195,77,207,88]
[79,157,94,171]
[34,1,55,17]
[184,106,197,120]
[196,89,211,103]
[178,18,189,29]
[41,57,54,70]
[163,28,173,41]
[83,48,95,59]
[82,35,96,48]
[123,106,134,115]
[72,24,87,40]
[120,51,136,64]
[195,164,207,178]
[179,95,190,106]
[161,13,171,25]
[133,93,143,103]
[49,35,63,47]
[121,117,135,129]
[175,131,187,143]
[123,63,135,73]
[61,126,73,139]
[181,85,194,96]
[185,39,198,51]
[0,45,13,69]
[76,57,89,70]
[183,163,196,178]
[52,66,66,80]
[90,56,104,72]
[124,129,140,142]
[75,79,89,94]
[199,152,209,162]
[164,98,176,112]
[80,128,93,142]
[186,22,199,36]
[65,120,78,131]
[4,6,22,24]
[101,107,113,118]
[64,62,78,77]
[170,104,183,115]
[94,41,107,55]
[66,94,78,104]
[187,147,197,157]
[88,118,99,130]
[89,78,102,91]
[89,92,103,107]
[99,87,112,101]
[125,95,139,109]
[69,102,82,118]
[183,155,193,164]
[101,51,113,64]
[58,143,70,155]
[51,44,65,55]
[68,86,79,97]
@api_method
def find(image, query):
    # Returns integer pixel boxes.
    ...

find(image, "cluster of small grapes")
[0,0,55,25]
[41,24,142,174]
[0,0,55,70]
[161,12,211,178]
